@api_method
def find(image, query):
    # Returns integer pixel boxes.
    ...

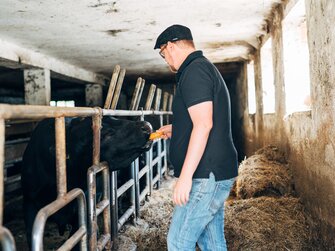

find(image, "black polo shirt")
[170,50,238,181]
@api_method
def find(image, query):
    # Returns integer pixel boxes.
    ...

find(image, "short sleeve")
[179,63,213,108]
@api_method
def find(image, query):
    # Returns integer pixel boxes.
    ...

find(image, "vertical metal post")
[0,119,4,226]
[55,117,67,198]
[88,113,101,251]
[110,171,118,241]
[133,158,140,219]
[130,162,136,224]
[102,167,111,249]
[157,140,162,189]
[148,147,153,195]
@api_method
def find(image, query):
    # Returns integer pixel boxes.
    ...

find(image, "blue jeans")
[167,173,234,251]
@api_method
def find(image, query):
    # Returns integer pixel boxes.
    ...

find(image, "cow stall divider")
[0,104,172,251]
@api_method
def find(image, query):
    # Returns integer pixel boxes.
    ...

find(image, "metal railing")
[0,104,172,251]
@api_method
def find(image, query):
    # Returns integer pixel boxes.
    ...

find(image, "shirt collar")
[176,50,203,83]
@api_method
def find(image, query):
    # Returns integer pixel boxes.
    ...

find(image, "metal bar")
[148,147,153,195]
[0,227,16,251]
[162,92,169,111]
[103,110,172,116]
[135,79,145,110]
[88,113,102,251]
[152,174,160,187]
[138,165,149,179]
[144,84,156,110]
[55,117,67,197]
[96,234,111,251]
[96,199,109,216]
[154,88,162,111]
[133,159,140,219]
[102,167,111,250]
[117,179,134,198]
[130,162,136,223]
[157,138,162,189]
[152,157,160,166]
[104,65,120,109]
[117,207,135,230]
[139,187,149,202]
[57,226,86,251]
[0,104,99,119]
[0,119,4,226]
[110,68,126,110]
[110,171,118,241]
[129,77,142,111]
[32,188,87,251]
[87,168,97,251]
[0,104,172,120]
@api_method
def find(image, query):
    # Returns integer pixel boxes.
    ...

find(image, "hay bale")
[235,154,293,199]
[225,197,315,251]
[255,145,287,163]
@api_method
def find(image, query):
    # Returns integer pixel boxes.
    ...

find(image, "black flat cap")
[154,24,193,49]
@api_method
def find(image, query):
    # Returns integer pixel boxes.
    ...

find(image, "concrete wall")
[244,0,335,247]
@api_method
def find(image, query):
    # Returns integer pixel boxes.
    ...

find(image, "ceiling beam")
[0,39,108,85]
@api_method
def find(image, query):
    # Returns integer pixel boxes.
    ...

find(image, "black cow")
[21,116,153,249]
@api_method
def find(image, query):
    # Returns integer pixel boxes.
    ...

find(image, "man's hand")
[157,124,172,139]
[173,175,192,206]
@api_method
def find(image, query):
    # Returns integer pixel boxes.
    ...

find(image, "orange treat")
[149,131,163,140]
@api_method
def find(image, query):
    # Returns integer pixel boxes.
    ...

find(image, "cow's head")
[100,117,153,170]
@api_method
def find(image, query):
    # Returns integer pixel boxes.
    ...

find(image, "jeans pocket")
[208,180,234,214]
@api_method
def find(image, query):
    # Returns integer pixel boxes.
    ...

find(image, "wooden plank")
[104,65,120,109]
[144,84,156,110]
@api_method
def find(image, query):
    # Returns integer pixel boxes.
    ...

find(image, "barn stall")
[1,0,335,250]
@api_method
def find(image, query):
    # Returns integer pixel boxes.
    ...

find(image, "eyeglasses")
[159,44,168,59]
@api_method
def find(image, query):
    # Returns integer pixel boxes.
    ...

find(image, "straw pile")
[225,197,315,251]
[225,145,320,250]
[234,153,293,199]
[114,176,175,251]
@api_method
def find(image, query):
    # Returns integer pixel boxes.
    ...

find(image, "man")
[154,24,238,251]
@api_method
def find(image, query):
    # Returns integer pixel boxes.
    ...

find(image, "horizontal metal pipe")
[152,158,160,166]
[117,179,134,198]
[138,165,149,179]
[0,104,172,120]
[117,207,135,230]
[96,199,109,216]
[103,109,172,117]
[96,234,111,251]
[57,226,86,251]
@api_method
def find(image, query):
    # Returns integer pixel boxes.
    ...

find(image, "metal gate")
[0,104,172,251]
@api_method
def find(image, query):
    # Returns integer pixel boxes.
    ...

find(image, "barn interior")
[1,0,334,249]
